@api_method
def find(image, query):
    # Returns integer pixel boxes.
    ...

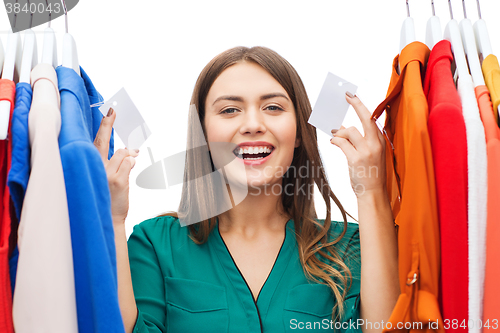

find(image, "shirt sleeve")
[336,222,362,333]
[128,220,166,333]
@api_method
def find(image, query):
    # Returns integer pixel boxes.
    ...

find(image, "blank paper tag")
[308,72,357,137]
[99,88,152,150]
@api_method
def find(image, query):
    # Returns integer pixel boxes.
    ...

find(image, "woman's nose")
[239,108,266,135]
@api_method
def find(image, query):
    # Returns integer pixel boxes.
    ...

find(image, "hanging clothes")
[6,82,32,293]
[129,215,361,333]
[6,71,114,297]
[370,42,443,333]
[0,79,15,333]
[476,84,500,330]
[56,66,124,333]
[12,63,78,332]
[423,39,468,328]
[482,55,500,124]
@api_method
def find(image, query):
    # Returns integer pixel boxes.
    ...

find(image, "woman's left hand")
[330,93,387,199]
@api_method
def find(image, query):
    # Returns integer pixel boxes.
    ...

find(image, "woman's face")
[204,61,300,190]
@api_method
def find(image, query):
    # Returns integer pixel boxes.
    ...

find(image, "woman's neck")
[218,184,289,237]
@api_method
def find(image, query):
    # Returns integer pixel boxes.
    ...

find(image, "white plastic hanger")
[473,0,492,61]
[398,0,416,74]
[400,0,416,54]
[459,0,485,86]
[0,37,4,77]
[472,0,498,121]
[443,0,469,83]
[1,24,22,82]
[426,0,442,50]
[41,2,58,68]
[61,0,80,76]
[0,9,23,140]
[20,3,38,84]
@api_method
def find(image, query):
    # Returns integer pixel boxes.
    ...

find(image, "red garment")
[476,84,500,329]
[0,79,15,333]
[423,40,468,328]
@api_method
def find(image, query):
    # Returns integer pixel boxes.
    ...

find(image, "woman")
[94,46,399,333]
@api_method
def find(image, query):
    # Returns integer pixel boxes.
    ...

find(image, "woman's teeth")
[235,146,273,160]
[238,146,272,154]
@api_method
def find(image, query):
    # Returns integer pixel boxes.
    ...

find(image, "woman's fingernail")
[134,149,139,153]
[345,92,354,98]
[107,108,114,117]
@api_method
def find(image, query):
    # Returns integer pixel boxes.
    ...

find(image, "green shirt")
[128,215,362,333]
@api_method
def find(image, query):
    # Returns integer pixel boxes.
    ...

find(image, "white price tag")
[99,88,152,150]
[308,72,357,137]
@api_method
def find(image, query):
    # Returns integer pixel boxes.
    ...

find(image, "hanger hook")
[28,0,33,29]
[476,0,482,19]
[462,0,467,19]
[431,0,436,16]
[406,0,410,17]
[448,0,454,20]
[45,0,51,28]
[61,0,69,33]
[13,0,18,29]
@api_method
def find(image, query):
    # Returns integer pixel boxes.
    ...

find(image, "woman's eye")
[266,105,284,112]
[220,108,239,114]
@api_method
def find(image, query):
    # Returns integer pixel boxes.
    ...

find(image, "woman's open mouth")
[233,145,275,165]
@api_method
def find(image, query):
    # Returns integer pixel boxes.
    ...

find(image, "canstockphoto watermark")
[289,318,437,330]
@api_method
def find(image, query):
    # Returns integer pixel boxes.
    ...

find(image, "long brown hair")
[158,46,359,320]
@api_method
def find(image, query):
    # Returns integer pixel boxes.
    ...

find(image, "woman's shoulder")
[130,214,188,244]
[133,214,180,230]
[316,219,361,272]
[318,219,360,245]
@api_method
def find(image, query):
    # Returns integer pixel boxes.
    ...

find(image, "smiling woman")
[96,45,398,333]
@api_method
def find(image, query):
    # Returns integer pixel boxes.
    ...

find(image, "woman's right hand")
[94,107,139,224]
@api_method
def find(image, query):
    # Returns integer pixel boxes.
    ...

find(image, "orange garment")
[476,85,500,329]
[371,42,443,333]
[482,55,500,124]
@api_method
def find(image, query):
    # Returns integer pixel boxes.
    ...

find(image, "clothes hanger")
[61,0,80,76]
[0,5,23,140]
[399,0,415,74]
[1,11,22,83]
[426,0,442,50]
[400,0,415,53]
[20,0,38,84]
[473,0,498,120]
[0,35,4,77]
[41,1,58,68]
[459,0,485,86]
[443,0,469,83]
[473,0,492,62]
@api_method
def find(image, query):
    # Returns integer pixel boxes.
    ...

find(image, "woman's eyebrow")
[212,93,290,106]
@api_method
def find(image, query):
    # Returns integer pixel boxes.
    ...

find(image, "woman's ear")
[294,136,301,148]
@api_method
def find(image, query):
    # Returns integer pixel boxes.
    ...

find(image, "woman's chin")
[224,173,274,189]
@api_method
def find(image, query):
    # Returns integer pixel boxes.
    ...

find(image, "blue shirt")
[56,66,124,333]
[7,82,32,292]
[7,83,32,221]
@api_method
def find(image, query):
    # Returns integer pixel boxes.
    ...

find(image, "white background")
[1,0,499,238]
